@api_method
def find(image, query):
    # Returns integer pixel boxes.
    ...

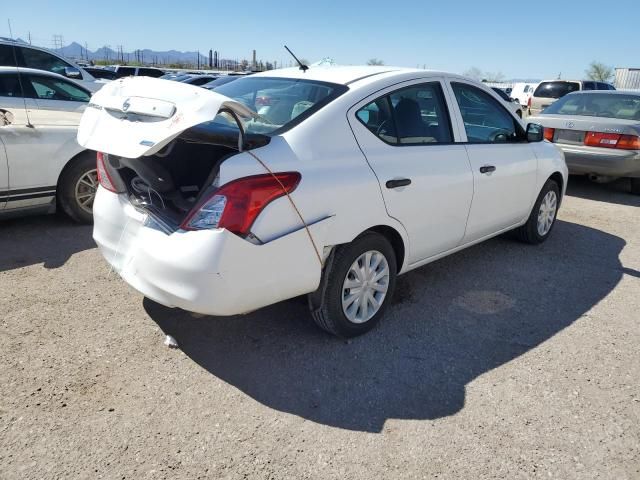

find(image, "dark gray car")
[529,91,640,194]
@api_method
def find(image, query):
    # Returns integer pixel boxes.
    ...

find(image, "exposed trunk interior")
[103,122,270,230]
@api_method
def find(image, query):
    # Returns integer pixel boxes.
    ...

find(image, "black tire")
[630,178,640,195]
[310,232,397,338]
[57,152,97,224]
[514,178,560,244]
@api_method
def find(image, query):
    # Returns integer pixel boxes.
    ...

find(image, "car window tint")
[452,82,520,143]
[533,81,581,99]
[388,83,452,144]
[138,68,163,78]
[115,67,136,78]
[357,97,398,144]
[19,46,71,76]
[27,75,90,102]
[0,74,23,97]
[0,44,19,67]
[583,81,595,90]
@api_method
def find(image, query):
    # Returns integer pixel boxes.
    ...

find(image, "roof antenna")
[284,45,308,72]
[7,19,34,128]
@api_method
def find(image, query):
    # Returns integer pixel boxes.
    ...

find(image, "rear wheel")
[57,153,97,224]
[514,178,560,244]
[310,232,397,338]
[630,178,640,195]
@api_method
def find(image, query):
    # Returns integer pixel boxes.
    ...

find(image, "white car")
[0,67,96,222]
[78,67,568,337]
[510,82,538,108]
[0,39,103,92]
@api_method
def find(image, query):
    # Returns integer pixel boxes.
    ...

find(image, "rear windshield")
[211,76,348,135]
[542,93,640,120]
[534,81,580,99]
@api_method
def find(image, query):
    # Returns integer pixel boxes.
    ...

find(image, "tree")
[482,71,505,83]
[586,61,614,83]
[463,67,483,80]
[367,58,384,66]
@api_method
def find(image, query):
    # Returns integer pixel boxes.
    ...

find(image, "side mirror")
[64,67,82,79]
[526,123,544,142]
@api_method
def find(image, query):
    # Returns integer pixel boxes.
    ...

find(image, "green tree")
[367,58,385,66]
[586,61,614,83]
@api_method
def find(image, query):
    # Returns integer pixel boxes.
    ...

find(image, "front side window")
[19,47,72,76]
[0,74,22,97]
[452,82,522,143]
[0,44,18,67]
[356,82,452,145]
[26,75,90,102]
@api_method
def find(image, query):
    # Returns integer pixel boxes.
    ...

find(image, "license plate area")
[554,129,585,145]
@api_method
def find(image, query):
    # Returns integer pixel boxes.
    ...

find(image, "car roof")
[564,90,639,96]
[0,66,90,89]
[251,66,429,85]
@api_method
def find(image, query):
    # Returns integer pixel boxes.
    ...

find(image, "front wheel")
[310,232,397,338]
[514,178,560,244]
[57,153,98,224]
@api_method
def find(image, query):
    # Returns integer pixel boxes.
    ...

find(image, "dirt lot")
[1,176,639,479]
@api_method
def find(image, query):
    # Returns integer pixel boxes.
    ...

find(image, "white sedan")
[78,67,567,337]
[0,67,96,222]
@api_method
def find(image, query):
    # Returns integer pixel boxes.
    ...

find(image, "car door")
[2,73,88,208]
[446,80,537,243]
[348,79,473,264]
[0,72,40,210]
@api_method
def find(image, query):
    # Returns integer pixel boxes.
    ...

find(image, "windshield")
[542,93,640,120]
[211,76,347,135]
[534,81,580,99]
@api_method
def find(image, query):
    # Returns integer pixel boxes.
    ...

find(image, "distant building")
[615,68,640,90]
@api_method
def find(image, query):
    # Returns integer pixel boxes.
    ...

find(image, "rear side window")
[115,67,136,78]
[138,68,164,78]
[533,81,580,99]
[356,82,452,145]
[26,75,90,102]
[0,74,22,97]
[452,82,523,143]
[0,44,18,67]
[19,46,72,76]
[583,81,595,90]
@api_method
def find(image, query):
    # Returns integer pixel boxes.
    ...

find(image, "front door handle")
[386,178,412,189]
[479,165,496,174]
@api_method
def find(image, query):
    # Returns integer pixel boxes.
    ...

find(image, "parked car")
[83,67,118,81]
[178,74,220,86]
[0,67,96,222]
[201,75,242,90]
[510,82,537,108]
[492,87,523,118]
[0,38,103,92]
[529,80,615,115]
[77,67,567,337]
[105,65,165,78]
[529,90,640,194]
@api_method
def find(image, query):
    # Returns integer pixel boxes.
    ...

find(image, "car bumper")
[92,188,327,316]
[555,144,640,178]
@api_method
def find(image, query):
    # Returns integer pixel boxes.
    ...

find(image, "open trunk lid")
[77,76,256,158]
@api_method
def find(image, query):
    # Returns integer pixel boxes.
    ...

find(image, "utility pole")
[28,32,32,45]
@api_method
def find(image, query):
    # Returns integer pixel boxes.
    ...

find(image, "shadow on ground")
[145,220,626,432]
[0,214,94,272]
[566,175,640,207]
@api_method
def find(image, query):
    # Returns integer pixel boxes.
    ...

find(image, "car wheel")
[310,232,397,338]
[630,178,640,195]
[57,152,97,224]
[514,178,560,244]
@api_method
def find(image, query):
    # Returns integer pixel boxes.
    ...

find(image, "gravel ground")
[1,176,639,479]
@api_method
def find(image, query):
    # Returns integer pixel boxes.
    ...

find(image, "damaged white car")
[78,66,567,337]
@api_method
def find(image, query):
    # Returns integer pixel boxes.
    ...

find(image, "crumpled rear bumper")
[92,188,327,316]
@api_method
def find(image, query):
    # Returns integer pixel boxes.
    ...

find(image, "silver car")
[529,91,640,194]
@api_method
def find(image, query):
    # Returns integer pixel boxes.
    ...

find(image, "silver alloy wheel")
[537,190,557,236]
[74,169,98,214]
[341,250,390,324]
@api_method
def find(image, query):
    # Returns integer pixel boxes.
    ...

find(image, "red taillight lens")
[544,127,555,142]
[181,172,301,234]
[96,152,117,192]
[617,134,640,150]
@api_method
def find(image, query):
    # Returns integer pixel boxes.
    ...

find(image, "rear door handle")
[386,178,412,189]
[479,165,496,174]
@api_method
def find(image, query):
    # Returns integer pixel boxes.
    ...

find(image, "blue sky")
[3,0,638,79]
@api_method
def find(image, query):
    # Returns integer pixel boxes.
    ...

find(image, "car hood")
[77,76,256,158]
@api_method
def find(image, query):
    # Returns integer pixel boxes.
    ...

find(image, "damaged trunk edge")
[102,121,270,233]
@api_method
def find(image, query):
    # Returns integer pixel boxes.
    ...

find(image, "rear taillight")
[96,152,117,192]
[181,172,301,234]
[584,132,640,150]
[544,127,555,142]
